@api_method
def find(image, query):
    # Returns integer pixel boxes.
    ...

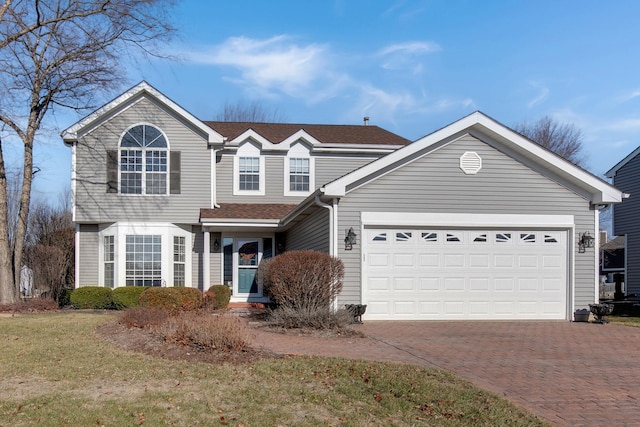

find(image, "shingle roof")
[200,204,298,221]
[203,122,411,146]
[601,235,625,250]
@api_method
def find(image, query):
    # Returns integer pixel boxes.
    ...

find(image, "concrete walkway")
[251,320,640,427]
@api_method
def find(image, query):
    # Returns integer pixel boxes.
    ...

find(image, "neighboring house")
[606,150,640,296]
[62,81,624,320]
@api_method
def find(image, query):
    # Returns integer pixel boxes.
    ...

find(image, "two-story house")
[62,82,623,320]
[606,150,639,296]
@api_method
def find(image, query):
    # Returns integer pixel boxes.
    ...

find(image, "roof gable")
[61,81,224,144]
[605,145,640,178]
[322,111,623,205]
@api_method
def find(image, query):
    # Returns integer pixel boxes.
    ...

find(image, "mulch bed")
[97,321,283,365]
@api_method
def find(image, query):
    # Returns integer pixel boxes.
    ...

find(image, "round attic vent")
[460,151,482,174]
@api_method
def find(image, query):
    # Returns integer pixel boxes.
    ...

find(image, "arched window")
[120,124,168,194]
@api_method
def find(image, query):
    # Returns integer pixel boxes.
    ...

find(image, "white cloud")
[377,41,441,57]
[377,41,441,74]
[526,81,549,108]
[179,35,467,124]
[353,83,474,125]
[186,35,331,98]
[614,89,640,104]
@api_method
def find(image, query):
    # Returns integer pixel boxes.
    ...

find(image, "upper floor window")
[119,124,168,195]
[289,158,310,192]
[233,142,265,195]
[239,157,260,191]
[284,143,314,196]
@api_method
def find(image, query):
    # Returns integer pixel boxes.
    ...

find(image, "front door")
[235,238,262,296]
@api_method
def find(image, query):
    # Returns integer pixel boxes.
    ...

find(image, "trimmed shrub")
[70,286,113,309]
[138,287,202,313]
[261,250,344,311]
[112,286,150,309]
[157,311,250,351]
[204,285,231,310]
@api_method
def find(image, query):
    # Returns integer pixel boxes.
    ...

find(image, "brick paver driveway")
[252,320,640,426]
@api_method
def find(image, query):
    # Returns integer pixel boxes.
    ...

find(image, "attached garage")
[317,112,624,321]
[363,226,568,320]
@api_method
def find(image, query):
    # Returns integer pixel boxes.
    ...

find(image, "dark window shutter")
[170,151,181,194]
[106,150,118,193]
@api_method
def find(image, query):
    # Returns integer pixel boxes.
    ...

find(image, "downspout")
[314,195,333,256]
[314,195,339,311]
[211,147,220,208]
[211,138,226,209]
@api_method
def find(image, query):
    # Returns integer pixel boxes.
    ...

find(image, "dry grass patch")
[0,312,549,426]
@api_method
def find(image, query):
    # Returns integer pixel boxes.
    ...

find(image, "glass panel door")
[236,238,261,295]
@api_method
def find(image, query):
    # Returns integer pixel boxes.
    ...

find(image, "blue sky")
[29,0,640,202]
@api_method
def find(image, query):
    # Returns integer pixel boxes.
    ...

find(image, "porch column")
[203,229,210,291]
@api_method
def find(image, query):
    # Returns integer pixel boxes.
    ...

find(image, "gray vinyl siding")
[209,233,222,287]
[285,205,330,252]
[74,96,210,223]
[192,228,203,290]
[336,134,596,310]
[191,229,222,290]
[611,154,640,295]
[77,224,99,287]
[215,152,380,204]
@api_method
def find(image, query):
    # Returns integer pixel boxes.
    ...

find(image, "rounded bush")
[205,285,232,310]
[70,286,113,309]
[112,286,150,309]
[138,287,202,312]
[261,250,344,310]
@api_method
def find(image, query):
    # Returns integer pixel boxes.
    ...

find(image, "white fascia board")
[61,81,224,144]
[361,212,575,228]
[321,118,469,196]
[322,111,623,203]
[200,219,280,228]
[226,129,321,152]
[280,130,321,150]
[605,145,640,178]
[312,144,402,154]
[472,114,623,204]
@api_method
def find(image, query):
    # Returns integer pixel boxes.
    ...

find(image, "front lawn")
[608,315,640,327]
[0,312,547,426]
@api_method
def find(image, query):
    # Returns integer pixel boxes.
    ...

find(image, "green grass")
[608,315,640,327]
[0,312,548,426]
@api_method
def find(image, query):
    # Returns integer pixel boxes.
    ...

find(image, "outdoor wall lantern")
[344,227,357,250]
[213,238,220,252]
[578,231,595,253]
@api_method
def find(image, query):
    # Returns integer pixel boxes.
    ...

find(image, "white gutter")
[211,138,226,208]
[315,195,339,312]
[314,196,334,256]
[210,147,219,208]
[71,142,77,222]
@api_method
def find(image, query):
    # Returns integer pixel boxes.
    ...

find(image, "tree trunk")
[0,137,16,303]
[12,132,34,300]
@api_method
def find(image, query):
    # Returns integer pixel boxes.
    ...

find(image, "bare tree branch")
[0,0,177,303]
[215,100,288,123]
[514,116,586,167]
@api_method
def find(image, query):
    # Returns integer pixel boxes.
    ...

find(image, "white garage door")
[363,228,568,320]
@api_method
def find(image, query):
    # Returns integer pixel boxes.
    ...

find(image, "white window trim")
[284,143,314,197]
[233,143,265,196]
[99,222,192,288]
[118,123,170,196]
